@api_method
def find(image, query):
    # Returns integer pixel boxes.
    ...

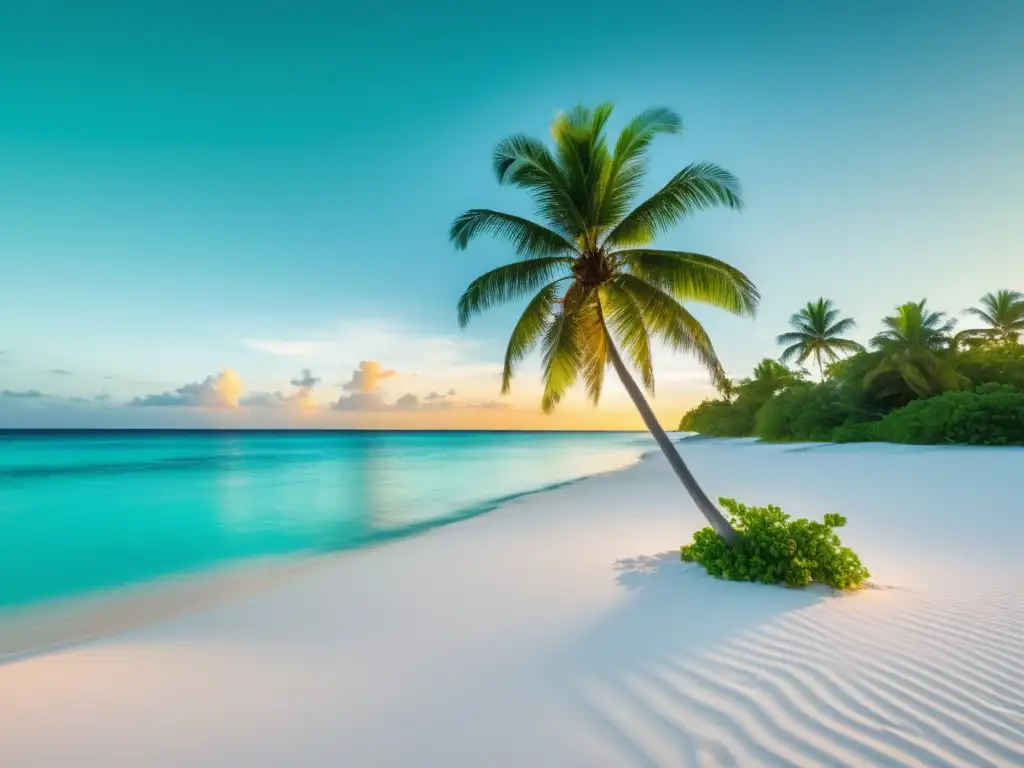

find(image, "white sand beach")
[1,438,1022,767]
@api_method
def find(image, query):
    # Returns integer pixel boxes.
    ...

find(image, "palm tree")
[735,358,804,402]
[715,377,737,403]
[865,299,967,398]
[452,104,758,542]
[954,290,1024,348]
[776,298,863,379]
[750,358,803,387]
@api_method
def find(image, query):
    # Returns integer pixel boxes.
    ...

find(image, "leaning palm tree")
[865,299,966,397]
[954,290,1024,348]
[452,104,758,542]
[776,298,863,379]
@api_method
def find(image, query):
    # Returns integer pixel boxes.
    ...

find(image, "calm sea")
[0,431,651,609]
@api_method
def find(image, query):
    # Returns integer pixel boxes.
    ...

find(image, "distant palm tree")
[737,358,804,399]
[954,290,1024,348]
[866,300,967,398]
[750,358,802,385]
[452,104,759,542]
[776,298,863,379]
[715,377,737,403]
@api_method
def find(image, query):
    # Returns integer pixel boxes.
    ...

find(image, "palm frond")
[618,249,759,315]
[966,308,997,326]
[540,284,589,413]
[457,257,572,328]
[830,338,865,354]
[551,105,613,243]
[612,273,725,383]
[491,133,585,237]
[577,296,608,404]
[501,280,567,394]
[776,331,810,345]
[826,316,857,336]
[449,209,577,257]
[599,280,654,392]
[603,162,743,247]
[598,107,682,228]
[778,340,811,365]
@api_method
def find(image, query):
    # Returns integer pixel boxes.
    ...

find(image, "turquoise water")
[0,431,650,609]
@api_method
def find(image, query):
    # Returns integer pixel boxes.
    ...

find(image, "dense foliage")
[680,498,870,589]
[679,293,1024,447]
[754,382,868,442]
[956,343,1024,390]
[833,384,1024,445]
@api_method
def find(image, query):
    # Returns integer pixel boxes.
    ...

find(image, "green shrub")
[830,419,879,443]
[955,344,1024,390]
[678,398,757,437]
[755,382,868,442]
[680,498,870,590]
[827,350,916,412]
[859,384,1024,445]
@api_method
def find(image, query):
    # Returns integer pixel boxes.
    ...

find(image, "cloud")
[48,368,73,376]
[333,361,401,411]
[242,368,320,411]
[394,393,420,411]
[243,339,323,358]
[132,370,244,408]
[330,360,510,414]
[342,361,397,394]
[333,392,388,412]
[425,388,457,401]
[1,389,44,399]
[473,399,512,410]
[244,339,323,356]
[239,391,289,409]
[0,390,112,409]
[290,369,320,389]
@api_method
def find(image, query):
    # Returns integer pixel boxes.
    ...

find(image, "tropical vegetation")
[681,498,870,589]
[452,103,759,541]
[954,290,1024,348]
[680,293,1024,446]
[777,298,862,378]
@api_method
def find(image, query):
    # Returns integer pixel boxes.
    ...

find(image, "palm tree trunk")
[601,323,738,543]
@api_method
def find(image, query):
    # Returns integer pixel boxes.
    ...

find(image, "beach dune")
[1,439,1022,767]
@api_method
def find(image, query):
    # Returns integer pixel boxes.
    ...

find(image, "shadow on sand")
[545,552,838,766]
[569,551,832,670]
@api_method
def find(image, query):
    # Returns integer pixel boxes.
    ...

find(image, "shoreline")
[0,446,653,661]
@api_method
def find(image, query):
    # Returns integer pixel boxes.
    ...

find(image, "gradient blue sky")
[2,1,1022,428]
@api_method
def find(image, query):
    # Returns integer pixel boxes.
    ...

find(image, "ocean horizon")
[0,430,654,610]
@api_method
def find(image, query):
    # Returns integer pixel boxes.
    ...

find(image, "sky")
[1,0,1022,429]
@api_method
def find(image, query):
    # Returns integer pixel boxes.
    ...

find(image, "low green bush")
[678,398,756,437]
[830,420,879,443]
[955,344,1024,390]
[680,498,870,590]
[755,382,868,442]
[838,384,1024,445]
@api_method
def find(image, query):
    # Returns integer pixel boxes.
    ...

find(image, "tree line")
[680,292,1024,445]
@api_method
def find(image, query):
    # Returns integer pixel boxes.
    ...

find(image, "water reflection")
[0,431,649,608]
